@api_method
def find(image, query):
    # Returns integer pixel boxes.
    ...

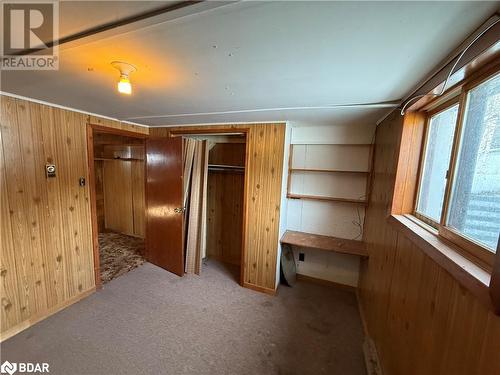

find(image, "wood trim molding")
[391,112,426,215]
[168,127,251,136]
[388,214,494,311]
[243,282,276,296]
[490,240,500,315]
[88,123,149,138]
[86,124,101,289]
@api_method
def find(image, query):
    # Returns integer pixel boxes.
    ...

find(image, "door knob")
[174,207,185,214]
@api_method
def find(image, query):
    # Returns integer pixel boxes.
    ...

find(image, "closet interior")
[183,134,246,283]
[92,130,146,284]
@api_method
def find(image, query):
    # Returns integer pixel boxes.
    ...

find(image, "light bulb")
[117,75,132,95]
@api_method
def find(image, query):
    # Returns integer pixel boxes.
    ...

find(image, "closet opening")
[88,125,147,287]
[180,132,247,284]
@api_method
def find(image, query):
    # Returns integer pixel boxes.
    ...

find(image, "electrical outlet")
[299,253,305,262]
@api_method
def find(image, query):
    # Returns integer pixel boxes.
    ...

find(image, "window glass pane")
[447,73,500,252]
[416,105,459,222]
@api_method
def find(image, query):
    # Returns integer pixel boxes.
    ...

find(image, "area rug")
[98,232,145,284]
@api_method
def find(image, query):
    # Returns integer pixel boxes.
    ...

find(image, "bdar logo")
[0,361,17,375]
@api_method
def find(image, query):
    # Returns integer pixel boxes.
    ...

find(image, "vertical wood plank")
[103,160,134,235]
[1,95,153,339]
[359,108,500,375]
[0,97,24,331]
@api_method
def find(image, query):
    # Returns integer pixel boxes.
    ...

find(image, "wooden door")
[145,137,184,276]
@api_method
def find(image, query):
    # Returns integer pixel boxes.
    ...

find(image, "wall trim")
[243,282,277,296]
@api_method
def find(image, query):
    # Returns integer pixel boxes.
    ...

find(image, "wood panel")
[208,143,245,166]
[93,134,145,238]
[150,123,286,292]
[0,95,148,340]
[206,143,245,265]
[94,160,105,231]
[358,110,500,375]
[89,115,149,135]
[0,95,95,340]
[103,160,134,235]
[207,170,244,265]
[131,160,145,238]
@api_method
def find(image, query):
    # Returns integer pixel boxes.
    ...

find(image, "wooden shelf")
[281,230,368,257]
[287,193,367,205]
[290,168,369,175]
[94,157,144,162]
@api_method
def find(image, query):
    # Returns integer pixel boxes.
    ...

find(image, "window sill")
[387,214,493,310]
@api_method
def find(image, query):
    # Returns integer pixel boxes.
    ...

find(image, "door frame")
[168,128,250,287]
[86,123,148,289]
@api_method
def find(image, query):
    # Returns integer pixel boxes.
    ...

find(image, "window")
[415,70,500,267]
[447,73,500,251]
[416,105,459,222]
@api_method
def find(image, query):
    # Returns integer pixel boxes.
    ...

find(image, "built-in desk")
[280,230,368,258]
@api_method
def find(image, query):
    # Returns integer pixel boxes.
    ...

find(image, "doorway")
[178,132,248,285]
[88,127,249,288]
[87,124,147,287]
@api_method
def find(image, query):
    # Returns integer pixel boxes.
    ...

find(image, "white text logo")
[0,362,17,375]
[0,361,50,374]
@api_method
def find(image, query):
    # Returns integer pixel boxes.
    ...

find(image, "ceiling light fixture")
[111,61,137,95]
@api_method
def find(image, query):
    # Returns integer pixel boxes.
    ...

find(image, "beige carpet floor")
[0,259,366,375]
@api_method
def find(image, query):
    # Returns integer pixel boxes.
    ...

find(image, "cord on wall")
[400,17,500,116]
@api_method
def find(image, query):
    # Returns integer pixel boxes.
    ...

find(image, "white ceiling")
[1,1,498,127]
[58,1,177,40]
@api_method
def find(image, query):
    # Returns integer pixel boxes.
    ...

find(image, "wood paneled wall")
[102,160,145,237]
[358,111,500,375]
[209,143,245,166]
[93,135,145,237]
[0,95,148,340]
[89,115,149,135]
[206,143,245,265]
[150,124,286,293]
[94,160,105,231]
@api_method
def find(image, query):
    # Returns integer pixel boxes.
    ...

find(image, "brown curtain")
[184,139,208,274]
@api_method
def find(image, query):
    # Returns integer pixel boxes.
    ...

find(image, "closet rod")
[208,164,244,171]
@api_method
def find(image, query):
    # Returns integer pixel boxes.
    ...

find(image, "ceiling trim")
[15,1,204,55]
[59,1,240,52]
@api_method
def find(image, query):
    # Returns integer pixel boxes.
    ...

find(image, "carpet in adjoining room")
[98,232,145,284]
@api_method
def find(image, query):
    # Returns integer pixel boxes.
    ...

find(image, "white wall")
[284,122,376,287]
[276,122,292,288]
